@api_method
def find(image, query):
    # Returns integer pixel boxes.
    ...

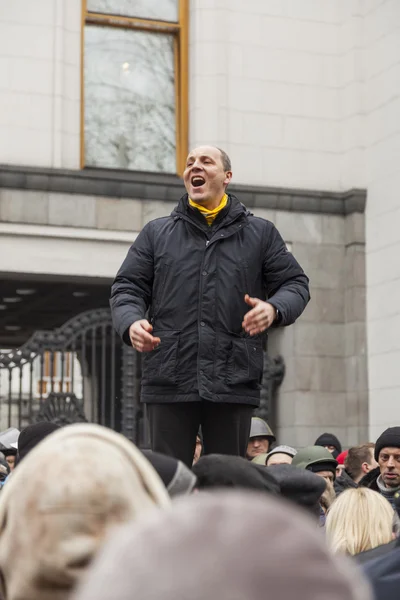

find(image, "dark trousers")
[147,402,254,468]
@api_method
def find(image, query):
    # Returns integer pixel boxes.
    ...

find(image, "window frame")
[80,0,188,175]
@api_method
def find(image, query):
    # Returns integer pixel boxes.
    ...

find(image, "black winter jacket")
[334,469,358,496]
[110,194,310,405]
[363,537,400,600]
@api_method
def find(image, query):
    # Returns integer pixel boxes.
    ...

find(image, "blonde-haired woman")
[326,487,395,556]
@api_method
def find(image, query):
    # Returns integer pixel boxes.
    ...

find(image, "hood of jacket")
[0,423,170,600]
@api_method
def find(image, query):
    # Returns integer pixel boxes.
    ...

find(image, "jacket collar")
[171,193,249,230]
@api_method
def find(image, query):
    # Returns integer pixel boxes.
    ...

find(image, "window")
[82,0,188,174]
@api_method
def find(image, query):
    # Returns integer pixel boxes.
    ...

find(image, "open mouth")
[191,176,205,188]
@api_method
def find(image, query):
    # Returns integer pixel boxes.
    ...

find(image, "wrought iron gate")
[0,308,145,443]
[0,307,284,444]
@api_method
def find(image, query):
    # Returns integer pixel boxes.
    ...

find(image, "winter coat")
[358,466,380,491]
[334,469,358,496]
[110,194,310,406]
[363,537,400,600]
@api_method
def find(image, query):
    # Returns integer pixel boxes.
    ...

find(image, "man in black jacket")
[110,146,310,466]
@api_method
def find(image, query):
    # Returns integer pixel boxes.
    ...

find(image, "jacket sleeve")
[110,224,154,345]
[263,223,310,326]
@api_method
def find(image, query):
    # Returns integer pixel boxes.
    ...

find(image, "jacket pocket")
[226,338,264,385]
[152,262,170,319]
[141,330,179,386]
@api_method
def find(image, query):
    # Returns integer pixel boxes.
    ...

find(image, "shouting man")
[110,146,309,466]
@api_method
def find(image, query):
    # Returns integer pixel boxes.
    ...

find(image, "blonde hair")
[326,487,394,555]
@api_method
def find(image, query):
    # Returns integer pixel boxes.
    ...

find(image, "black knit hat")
[374,427,400,462]
[314,433,342,459]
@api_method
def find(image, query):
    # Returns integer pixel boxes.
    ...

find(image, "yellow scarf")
[189,194,228,225]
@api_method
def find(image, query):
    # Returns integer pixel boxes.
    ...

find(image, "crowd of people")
[0,418,397,599]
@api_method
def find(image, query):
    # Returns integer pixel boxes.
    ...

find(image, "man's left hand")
[242,295,277,335]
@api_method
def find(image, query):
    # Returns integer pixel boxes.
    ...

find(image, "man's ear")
[224,171,233,186]
[362,462,370,474]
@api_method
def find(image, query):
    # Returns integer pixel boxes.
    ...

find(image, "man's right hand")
[129,320,161,353]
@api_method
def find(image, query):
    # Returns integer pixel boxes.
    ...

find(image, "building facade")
[0,0,399,444]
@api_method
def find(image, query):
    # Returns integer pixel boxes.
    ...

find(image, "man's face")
[315,470,335,485]
[183,146,232,205]
[324,445,337,454]
[267,453,293,466]
[6,455,15,471]
[246,436,270,459]
[378,447,400,488]
[336,464,345,478]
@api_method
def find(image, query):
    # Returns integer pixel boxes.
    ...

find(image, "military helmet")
[249,417,276,443]
[292,446,338,470]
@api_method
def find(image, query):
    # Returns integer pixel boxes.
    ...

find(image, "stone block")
[293,357,320,392]
[268,326,295,359]
[345,286,366,323]
[345,244,365,287]
[275,212,322,244]
[346,392,369,428]
[251,208,276,223]
[142,200,175,225]
[96,198,142,231]
[277,391,296,426]
[346,356,368,393]
[301,287,344,324]
[295,356,346,393]
[0,188,48,224]
[322,214,345,245]
[293,243,345,290]
[295,322,345,357]
[295,391,347,427]
[48,193,96,227]
[345,322,367,358]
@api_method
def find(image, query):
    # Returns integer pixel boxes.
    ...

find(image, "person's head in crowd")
[16,421,61,464]
[345,443,378,483]
[192,454,280,496]
[73,491,372,600]
[266,463,326,520]
[246,417,275,459]
[0,428,20,471]
[2,449,17,472]
[0,423,170,600]
[293,446,338,513]
[193,434,202,465]
[375,427,400,489]
[142,450,196,496]
[336,450,348,478]
[252,445,297,466]
[293,445,338,484]
[265,444,297,466]
[0,459,10,483]
[315,432,342,459]
[326,487,395,556]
